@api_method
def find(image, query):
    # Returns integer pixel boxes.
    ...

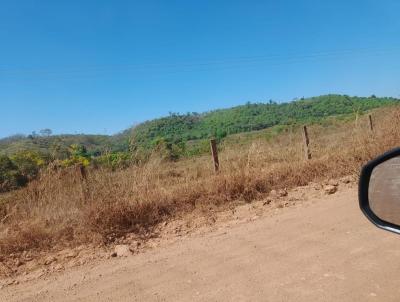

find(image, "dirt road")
[2,185,400,301]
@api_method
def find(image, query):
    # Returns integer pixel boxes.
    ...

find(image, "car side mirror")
[359,147,400,234]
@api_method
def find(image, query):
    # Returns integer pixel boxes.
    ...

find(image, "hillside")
[0,133,128,157]
[1,94,398,157]
[130,94,399,149]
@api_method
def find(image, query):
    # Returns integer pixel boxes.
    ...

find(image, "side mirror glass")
[359,147,400,234]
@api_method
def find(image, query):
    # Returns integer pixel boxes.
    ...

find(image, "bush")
[0,155,26,192]
[61,156,90,168]
[10,151,47,180]
[61,144,91,167]
[152,138,185,161]
[92,152,131,170]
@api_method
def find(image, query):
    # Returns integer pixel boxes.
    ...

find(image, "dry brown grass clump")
[1,107,400,257]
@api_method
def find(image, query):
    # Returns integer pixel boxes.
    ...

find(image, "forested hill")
[1,94,398,156]
[130,94,399,148]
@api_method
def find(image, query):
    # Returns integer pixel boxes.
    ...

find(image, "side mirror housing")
[359,147,400,234]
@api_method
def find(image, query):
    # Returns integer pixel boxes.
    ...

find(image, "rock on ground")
[114,245,131,257]
[324,185,337,195]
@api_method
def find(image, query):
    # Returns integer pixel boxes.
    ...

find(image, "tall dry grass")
[1,107,400,257]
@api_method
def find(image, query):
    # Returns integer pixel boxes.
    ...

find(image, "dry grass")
[1,107,400,257]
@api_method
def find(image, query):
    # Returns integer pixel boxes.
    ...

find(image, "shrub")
[92,152,131,170]
[61,144,91,167]
[0,155,25,192]
[10,151,47,180]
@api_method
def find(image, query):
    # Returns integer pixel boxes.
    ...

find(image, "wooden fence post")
[368,114,374,132]
[302,125,311,160]
[77,164,88,201]
[210,139,220,173]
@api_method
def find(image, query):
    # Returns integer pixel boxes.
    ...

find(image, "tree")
[40,129,52,137]
[50,139,69,160]
[69,144,88,158]
[0,155,25,192]
[61,144,91,167]
[11,151,46,180]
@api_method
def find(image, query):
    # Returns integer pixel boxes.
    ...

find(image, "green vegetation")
[0,155,23,192]
[0,94,398,192]
[0,151,48,192]
[131,94,398,153]
[0,133,129,157]
[60,144,91,167]
[92,152,132,170]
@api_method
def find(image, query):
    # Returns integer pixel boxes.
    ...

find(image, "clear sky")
[1,0,400,138]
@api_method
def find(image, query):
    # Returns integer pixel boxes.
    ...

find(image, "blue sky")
[1,0,400,138]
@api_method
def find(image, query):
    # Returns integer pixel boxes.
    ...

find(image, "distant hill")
[0,134,129,157]
[1,94,398,156]
[130,94,399,148]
